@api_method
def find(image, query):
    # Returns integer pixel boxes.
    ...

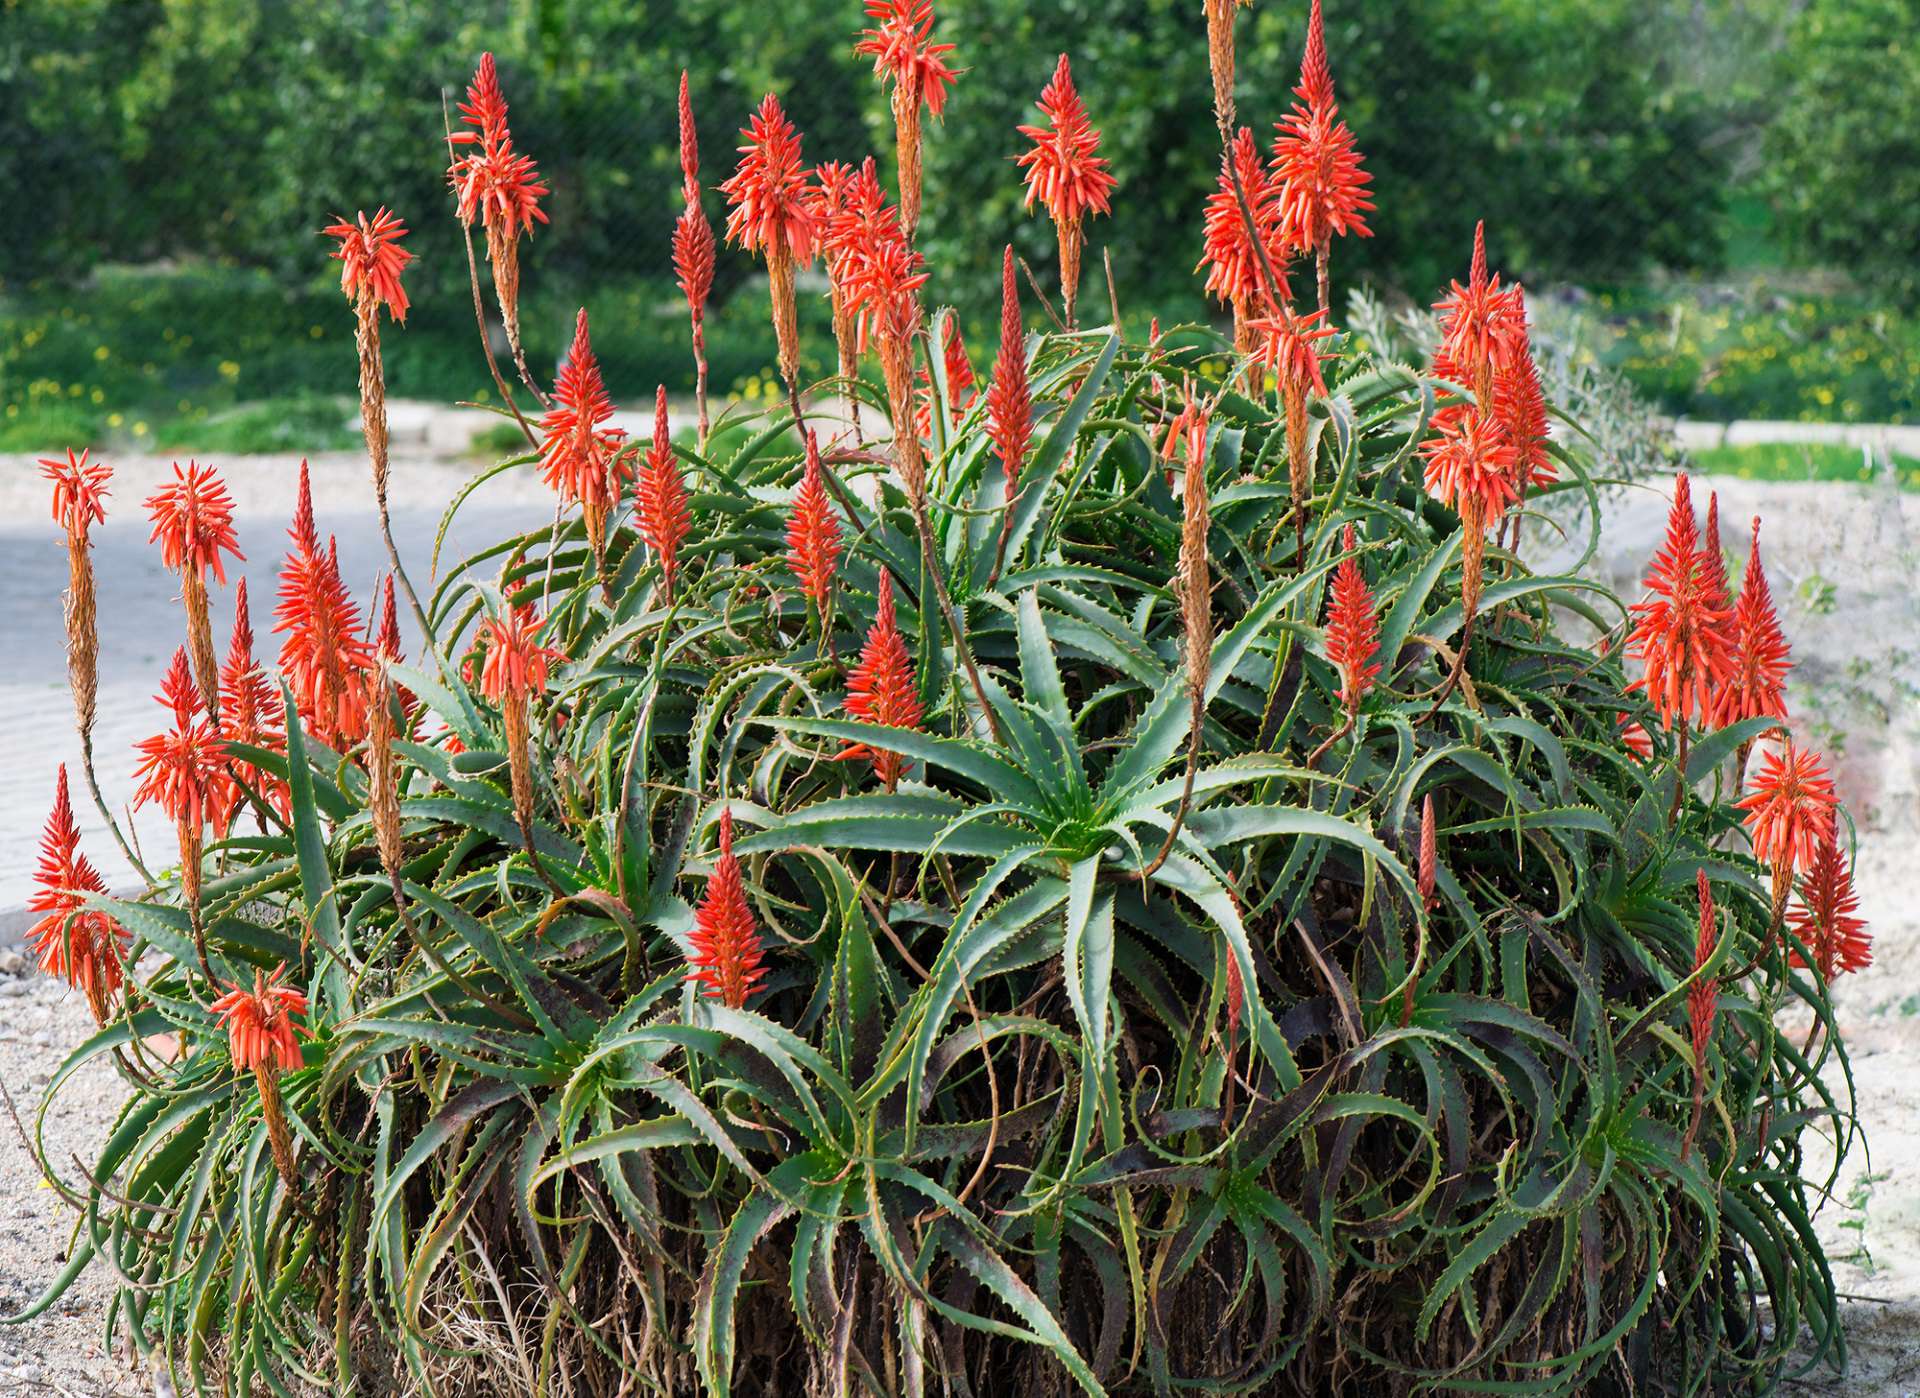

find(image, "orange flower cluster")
[1324,524,1381,716]
[913,321,976,440]
[28,766,128,1024]
[786,430,842,618]
[274,463,373,750]
[211,963,309,1075]
[1198,127,1289,351]
[686,808,769,1008]
[855,0,956,237]
[539,309,629,567]
[635,387,691,602]
[322,207,413,324]
[1789,829,1870,983]
[721,94,817,390]
[448,54,548,358]
[1017,54,1115,326]
[843,573,924,790]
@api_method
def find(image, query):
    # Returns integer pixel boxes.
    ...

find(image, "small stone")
[0,950,25,976]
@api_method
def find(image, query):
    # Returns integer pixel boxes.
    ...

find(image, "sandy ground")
[0,453,1914,1393]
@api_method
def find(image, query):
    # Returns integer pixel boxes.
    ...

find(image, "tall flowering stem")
[448,54,549,380]
[1419,408,1517,709]
[636,386,691,604]
[987,247,1033,584]
[145,460,244,717]
[1714,519,1791,780]
[1136,383,1211,880]
[480,603,565,863]
[538,308,629,582]
[1311,522,1381,768]
[1017,54,1116,329]
[1249,305,1334,560]
[675,73,717,452]
[1204,0,1250,132]
[1270,0,1372,316]
[834,177,1000,740]
[855,0,957,242]
[210,963,309,1195]
[686,808,769,1008]
[29,766,129,1026]
[1681,871,1718,1163]
[133,649,235,976]
[721,95,818,430]
[787,429,842,650]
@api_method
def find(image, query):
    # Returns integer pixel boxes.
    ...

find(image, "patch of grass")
[1688,440,1920,490]
[1,261,832,454]
[1576,277,1920,425]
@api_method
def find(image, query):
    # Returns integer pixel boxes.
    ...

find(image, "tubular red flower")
[447,55,548,241]
[1249,305,1335,396]
[1736,740,1838,875]
[635,386,691,600]
[1325,524,1381,714]
[987,246,1033,492]
[673,201,717,316]
[209,962,309,1074]
[1699,491,1731,615]
[219,579,289,818]
[1199,128,1290,321]
[843,572,924,788]
[322,208,413,323]
[832,182,927,351]
[856,0,958,117]
[686,807,769,1008]
[1789,829,1870,982]
[787,430,842,615]
[1269,92,1373,257]
[132,649,235,836]
[42,447,111,541]
[1419,408,1518,521]
[1491,323,1556,494]
[1297,0,1335,109]
[1017,54,1116,226]
[1433,222,1526,398]
[1624,475,1737,731]
[274,534,372,750]
[28,766,128,1019]
[480,604,563,706]
[914,321,976,438]
[539,309,629,515]
[1713,519,1791,729]
[145,460,243,584]
[720,94,817,264]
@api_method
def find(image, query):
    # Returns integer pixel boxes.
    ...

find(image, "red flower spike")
[1700,492,1731,614]
[673,201,717,316]
[1625,475,1737,731]
[1736,740,1838,875]
[480,603,564,706]
[1491,319,1556,495]
[322,208,413,323]
[374,575,403,664]
[42,448,111,540]
[832,182,927,351]
[1714,519,1791,729]
[1325,524,1381,714]
[914,321,976,438]
[1418,793,1438,910]
[1789,829,1870,982]
[273,534,372,749]
[677,71,700,196]
[1018,55,1117,226]
[720,94,817,264]
[290,459,319,558]
[1297,0,1335,109]
[219,579,289,816]
[145,460,244,584]
[1199,128,1290,318]
[1269,86,1373,257]
[132,649,235,836]
[1222,949,1245,1045]
[1249,304,1336,396]
[1432,222,1526,397]
[1419,408,1519,520]
[447,55,548,240]
[686,807,769,1009]
[27,766,128,1016]
[987,247,1034,493]
[635,386,691,599]
[209,962,309,1074]
[539,309,629,515]
[787,430,842,615]
[856,0,959,118]
[843,572,925,788]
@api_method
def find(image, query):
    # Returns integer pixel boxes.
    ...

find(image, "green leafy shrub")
[12,19,1865,1398]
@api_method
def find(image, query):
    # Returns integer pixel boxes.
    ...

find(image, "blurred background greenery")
[1,0,1914,456]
